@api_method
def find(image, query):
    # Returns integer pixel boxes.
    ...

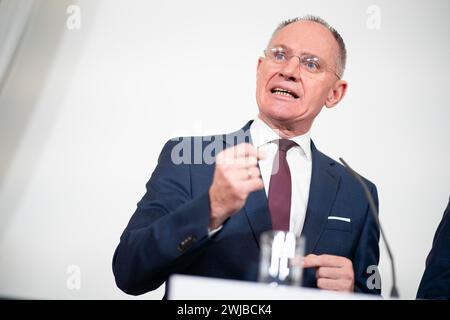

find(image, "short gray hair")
[271,15,347,77]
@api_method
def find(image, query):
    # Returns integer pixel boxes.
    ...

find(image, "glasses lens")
[266,47,285,62]
[300,56,322,73]
[265,47,339,78]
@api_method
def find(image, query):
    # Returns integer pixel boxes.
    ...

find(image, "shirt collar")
[250,116,312,160]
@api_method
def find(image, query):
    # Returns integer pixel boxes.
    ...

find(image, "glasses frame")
[264,46,341,79]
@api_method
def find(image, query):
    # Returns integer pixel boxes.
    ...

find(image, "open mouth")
[270,87,299,99]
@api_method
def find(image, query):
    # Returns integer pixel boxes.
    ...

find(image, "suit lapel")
[302,142,340,254]
[242,185,272,248]
[222,121,272,248]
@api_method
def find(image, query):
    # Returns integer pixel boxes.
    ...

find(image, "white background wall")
[0,0,449,299]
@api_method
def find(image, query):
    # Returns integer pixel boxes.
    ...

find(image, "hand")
[208,143,265,229]
[303,254,354,292]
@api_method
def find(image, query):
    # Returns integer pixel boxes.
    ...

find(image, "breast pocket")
[315,218,353,257]
[324,218,352,232]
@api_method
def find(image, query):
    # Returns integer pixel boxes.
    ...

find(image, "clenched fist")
[208,143,265,229]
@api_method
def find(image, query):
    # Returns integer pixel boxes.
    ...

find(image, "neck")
[258,114,311,138]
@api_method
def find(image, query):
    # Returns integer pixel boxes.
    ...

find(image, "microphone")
[339,157,399,298]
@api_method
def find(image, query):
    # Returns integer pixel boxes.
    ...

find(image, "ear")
[256,57,264,76]
[325,80,348,108]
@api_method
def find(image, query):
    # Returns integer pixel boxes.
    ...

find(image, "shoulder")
[158,122,253,165]
[431,200,450,247]
[313,144,377,193]
[158,133,232,166]
[417,199,450,299]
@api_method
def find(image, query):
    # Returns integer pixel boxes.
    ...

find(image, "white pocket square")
[328,216,351,223]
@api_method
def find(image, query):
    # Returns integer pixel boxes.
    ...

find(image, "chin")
[263,103,301,122]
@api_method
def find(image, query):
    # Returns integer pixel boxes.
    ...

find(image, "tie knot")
[277,139,297,152]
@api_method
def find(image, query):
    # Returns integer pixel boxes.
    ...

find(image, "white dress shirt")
[250,116,312,236]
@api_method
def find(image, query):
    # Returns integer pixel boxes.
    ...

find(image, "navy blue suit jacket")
[417,199,450,299]
[113,121,380,296]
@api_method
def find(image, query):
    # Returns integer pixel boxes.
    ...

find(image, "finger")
[302,254,319,268]
[257,147,267,160]
[316,266,350,280]
[226,143,258,158]
[217,155,258,167]
[303,254,350,269]
[216,144,256,165]
[316,278,342,291]
[237,167,261,180]
[318,255,351,268]
[233,156,258,167]
[220,156,258,167]
[289,256,303,267]
[242,177,264,193]
[317,276,354,292]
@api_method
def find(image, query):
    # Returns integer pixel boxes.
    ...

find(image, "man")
[417,199,450,299]
[113,16,380,296]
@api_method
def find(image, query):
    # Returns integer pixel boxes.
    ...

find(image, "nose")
[278,56,301,81]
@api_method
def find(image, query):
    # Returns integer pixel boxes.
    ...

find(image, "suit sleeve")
[417,199,450,299]
[352,183,381,294]
[112,140,212,295]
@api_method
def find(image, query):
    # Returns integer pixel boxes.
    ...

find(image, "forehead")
[269,21,339,63]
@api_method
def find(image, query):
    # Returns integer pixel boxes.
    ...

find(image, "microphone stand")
[339,157,399,298]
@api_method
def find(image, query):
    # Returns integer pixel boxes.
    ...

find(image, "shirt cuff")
[208,225,223,237]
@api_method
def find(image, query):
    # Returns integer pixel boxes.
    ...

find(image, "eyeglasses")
[264,46,341,79]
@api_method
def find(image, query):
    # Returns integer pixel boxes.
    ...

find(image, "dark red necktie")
[268,139,297,231]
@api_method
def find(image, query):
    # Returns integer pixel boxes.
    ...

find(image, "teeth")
[272,88,294,98]
[274,91,293,97]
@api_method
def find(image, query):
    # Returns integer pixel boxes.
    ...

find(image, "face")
[256,21,347,133]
